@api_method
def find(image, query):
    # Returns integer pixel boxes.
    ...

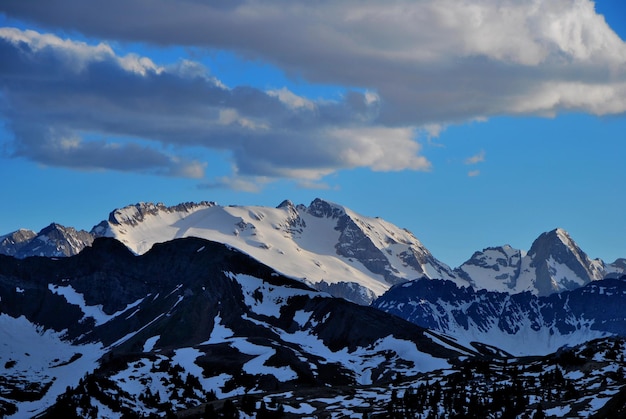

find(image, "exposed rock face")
[0,229,36,256]
[0,224,93,258]
[307,198,457,287]
[528,228,604,295]
[315,280,377,305]
[455,228,609,296]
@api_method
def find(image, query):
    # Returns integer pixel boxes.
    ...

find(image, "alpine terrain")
[2,237,626,417]
[0,236,467,417]
[373,276,626,356]
[3,199,624,304]
[1,198,626,416]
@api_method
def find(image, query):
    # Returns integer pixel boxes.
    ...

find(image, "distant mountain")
[0,223,93,258]
[373,276,626,356]
[0,237,466,417]
[0,228,36,256]
[455,228,616,296]
[89,198,461,304]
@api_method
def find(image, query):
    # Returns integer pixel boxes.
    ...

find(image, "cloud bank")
[1,0,625,186]
[0,28,426,182]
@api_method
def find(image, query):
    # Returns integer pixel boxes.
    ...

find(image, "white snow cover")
[201,312,234,344]
[100,201,461,299]
[242,312,450,385]
[48,283,143,326]
[232,272,320,319]
[143,335,160,352]
[0,314,103,418]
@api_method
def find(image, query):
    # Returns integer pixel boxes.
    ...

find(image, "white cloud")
[3,1,625,125]
[267,87,316,111]
[330,127,431,172]
[199,176,266,193]
[421,124,445,139]
[2,0,625,189]
[465,150,486,165]
[0,27,431,186]
[468,170,481,177]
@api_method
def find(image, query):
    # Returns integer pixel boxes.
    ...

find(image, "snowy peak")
[456,228,613,296]
[88,198,461,305]
[528,228,604,295]
[105,201,217,227]
[0,223,93,258]
[456,245,524,291]
[306,197,346,219]
[307,198,458,285]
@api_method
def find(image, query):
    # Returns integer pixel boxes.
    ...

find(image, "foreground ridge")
[0,237,463,417]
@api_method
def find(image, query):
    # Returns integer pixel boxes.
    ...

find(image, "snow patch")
[48,284,143,326]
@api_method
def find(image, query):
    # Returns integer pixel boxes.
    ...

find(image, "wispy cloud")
[465,150,486,165]
[468,170,481,177]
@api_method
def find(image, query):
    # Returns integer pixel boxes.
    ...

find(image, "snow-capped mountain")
[455,228,612,296]
[0,223,93,258]
[0,236,465,417]
[2,199,625,302]
[373,276,626,356]
[90,198,461,304]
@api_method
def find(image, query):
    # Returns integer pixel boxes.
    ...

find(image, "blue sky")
[1,0,625,267]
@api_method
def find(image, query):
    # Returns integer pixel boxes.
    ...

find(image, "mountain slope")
[0,237,466,417]
[373,276,626,356]
[90,199,461,304]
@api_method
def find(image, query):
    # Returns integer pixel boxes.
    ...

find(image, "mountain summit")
[91,198,460,304]
[528,228,604,295]
[456,228,609,296]
[0,223,93,258]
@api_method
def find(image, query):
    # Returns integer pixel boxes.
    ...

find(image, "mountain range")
[1,237,625,417]
[2,199,624,303]
[373,276,626,356]
[2,198,626,416]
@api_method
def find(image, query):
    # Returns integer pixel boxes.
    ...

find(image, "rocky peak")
[107,202,167,226]
[9,223,95,258]
[455,245,524,290]
[107,201,216,226]
[528,228,603,295]
[307,198,346,219]
[0,229,37,256]
[277,199,295,209]
[528,228,578,258]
